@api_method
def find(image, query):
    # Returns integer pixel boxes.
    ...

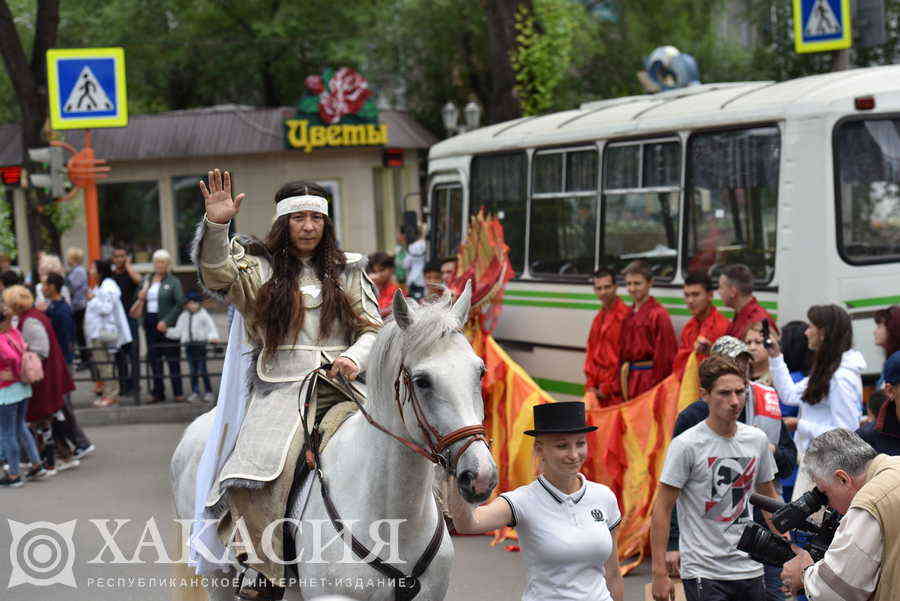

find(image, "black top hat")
[524,401,597,436]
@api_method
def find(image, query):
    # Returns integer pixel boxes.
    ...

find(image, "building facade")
[0,105,436,277]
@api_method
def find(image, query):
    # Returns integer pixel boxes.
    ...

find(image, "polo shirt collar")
[537,473,586,504]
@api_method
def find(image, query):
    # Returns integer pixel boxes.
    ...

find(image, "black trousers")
[186,344,212,394]
[144,313,183,398]
[115,316,140,393]
[683,576,765,601]
[73,308,98,380]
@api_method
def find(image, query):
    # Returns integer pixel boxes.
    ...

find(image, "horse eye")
[479,366,486,379]
[414,376,431,389]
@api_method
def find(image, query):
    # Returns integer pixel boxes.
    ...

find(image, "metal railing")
[72,341,226,405]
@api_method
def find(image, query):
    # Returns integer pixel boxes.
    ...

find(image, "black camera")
[761,319,773,350]
[737,488,841,567]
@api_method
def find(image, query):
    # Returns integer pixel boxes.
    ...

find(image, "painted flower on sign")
[292,67,380,130]
[315,67,373,125]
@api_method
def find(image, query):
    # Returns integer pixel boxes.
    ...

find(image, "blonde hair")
[66,247,84,265]
[152,249,172,267]
[3,285,34,314]
[39,254,65,278]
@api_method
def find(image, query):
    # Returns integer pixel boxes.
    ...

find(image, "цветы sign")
[285,67,389,153]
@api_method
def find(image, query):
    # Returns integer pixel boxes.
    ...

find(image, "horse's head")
[372,283,498,504]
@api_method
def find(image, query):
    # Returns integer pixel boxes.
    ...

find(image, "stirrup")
[234,567,285,601]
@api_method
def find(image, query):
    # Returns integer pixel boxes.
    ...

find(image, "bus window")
[529,148,598,277]
[431,184,463,259]
[470,153,527,272]
[602,140,681,280]
[835,119,900,264]
[683,126,780,283]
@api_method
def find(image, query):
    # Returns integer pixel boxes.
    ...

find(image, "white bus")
[428,66,900,400]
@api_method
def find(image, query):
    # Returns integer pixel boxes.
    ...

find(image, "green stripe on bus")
[505,290,597,300]
[506,289,777,310]
[534,378,585,397]
[503,298,693,317]
[504,299,599,310]
[845,295,900,309]
[502,297,774,320]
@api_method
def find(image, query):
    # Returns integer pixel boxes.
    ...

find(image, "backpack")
[9,334,43,384]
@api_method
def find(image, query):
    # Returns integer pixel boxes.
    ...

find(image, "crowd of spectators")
[0,244,222,488]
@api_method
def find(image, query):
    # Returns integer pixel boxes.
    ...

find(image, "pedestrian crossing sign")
[793,0,852,53]
[47,47,128,130]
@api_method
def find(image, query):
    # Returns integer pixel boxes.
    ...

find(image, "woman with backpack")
[84,259,132,407]
[4,285,75,474]
[0,299,46,487]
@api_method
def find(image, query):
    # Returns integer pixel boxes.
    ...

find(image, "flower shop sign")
[285,67,389,153]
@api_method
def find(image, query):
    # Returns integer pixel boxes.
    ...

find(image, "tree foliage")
[511,0,585,116]
[4,0,900,137]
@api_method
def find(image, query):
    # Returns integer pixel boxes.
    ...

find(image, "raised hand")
[199,169,245,225]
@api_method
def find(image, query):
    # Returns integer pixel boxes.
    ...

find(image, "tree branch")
[31,0,60,80]
[0,0,38,113]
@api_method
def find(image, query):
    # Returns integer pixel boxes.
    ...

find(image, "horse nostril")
[457,470,475,490]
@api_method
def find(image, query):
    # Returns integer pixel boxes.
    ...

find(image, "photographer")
[780,429,899,600]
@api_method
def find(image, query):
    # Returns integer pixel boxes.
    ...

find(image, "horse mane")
[367,290,463,407]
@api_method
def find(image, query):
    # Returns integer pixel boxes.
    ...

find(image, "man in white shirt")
[650,355,781,601]
[779,428,899,601]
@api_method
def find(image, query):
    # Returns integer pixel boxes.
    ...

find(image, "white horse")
[171,285,499,600]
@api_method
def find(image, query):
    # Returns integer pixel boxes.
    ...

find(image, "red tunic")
[18,308,74,422]
[619,297,677,400]
[725,296,778,341]
[673,306,731,373]
[583,297,632,405]
[377,281,401,318]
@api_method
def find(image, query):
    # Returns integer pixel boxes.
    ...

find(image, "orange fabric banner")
[480,335,701,572]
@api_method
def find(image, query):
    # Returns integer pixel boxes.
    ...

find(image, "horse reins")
[297,363,489,601]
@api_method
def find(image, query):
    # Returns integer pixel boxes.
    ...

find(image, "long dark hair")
[255,181,358,356]
[780,320,811,375]
[803,305,853,405]
[94,259,112,284]
[874,305,900,357]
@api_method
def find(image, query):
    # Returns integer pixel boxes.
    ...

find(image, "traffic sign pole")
[82,131,102,265]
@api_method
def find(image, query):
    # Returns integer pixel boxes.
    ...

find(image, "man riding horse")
[195,169,382,599]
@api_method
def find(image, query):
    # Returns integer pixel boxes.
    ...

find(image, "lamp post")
[442,99,482,137]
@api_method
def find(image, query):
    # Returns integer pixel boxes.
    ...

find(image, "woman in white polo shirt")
[447,401,624,601]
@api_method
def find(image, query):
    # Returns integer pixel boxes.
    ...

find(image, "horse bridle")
[296,363,490,601]
[390,366,490,471]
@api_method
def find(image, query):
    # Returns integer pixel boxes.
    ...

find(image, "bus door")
[430,182,464,260]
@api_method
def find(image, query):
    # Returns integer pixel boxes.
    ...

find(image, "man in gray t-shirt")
[650,356,781,601]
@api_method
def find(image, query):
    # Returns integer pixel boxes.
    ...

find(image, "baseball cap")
[710,335,752,361]
[883,351,900,385]
[185,291,204,303]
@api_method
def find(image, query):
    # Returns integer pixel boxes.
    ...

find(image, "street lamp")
[463,100,482,131]
[441,101,460,135]
[442,99,483,137]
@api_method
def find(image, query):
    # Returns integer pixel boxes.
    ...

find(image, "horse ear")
[392,289,413,330]
[450,280,472,325]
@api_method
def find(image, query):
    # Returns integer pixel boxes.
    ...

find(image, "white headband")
[275,194,328,217]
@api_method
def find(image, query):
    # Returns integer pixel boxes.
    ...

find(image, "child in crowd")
[166,291,219,402]
[366,252,401,318]
[424,261,443,288]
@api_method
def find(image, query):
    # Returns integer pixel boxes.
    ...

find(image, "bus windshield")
[836,118,900,265]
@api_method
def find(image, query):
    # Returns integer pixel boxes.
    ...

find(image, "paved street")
[0,422,651,600]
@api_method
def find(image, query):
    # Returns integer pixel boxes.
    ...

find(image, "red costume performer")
[672,305,731,373]
[619,297,677,400]
[584,297,632,406]
[377,281,401,318]
[726,296,777,341]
